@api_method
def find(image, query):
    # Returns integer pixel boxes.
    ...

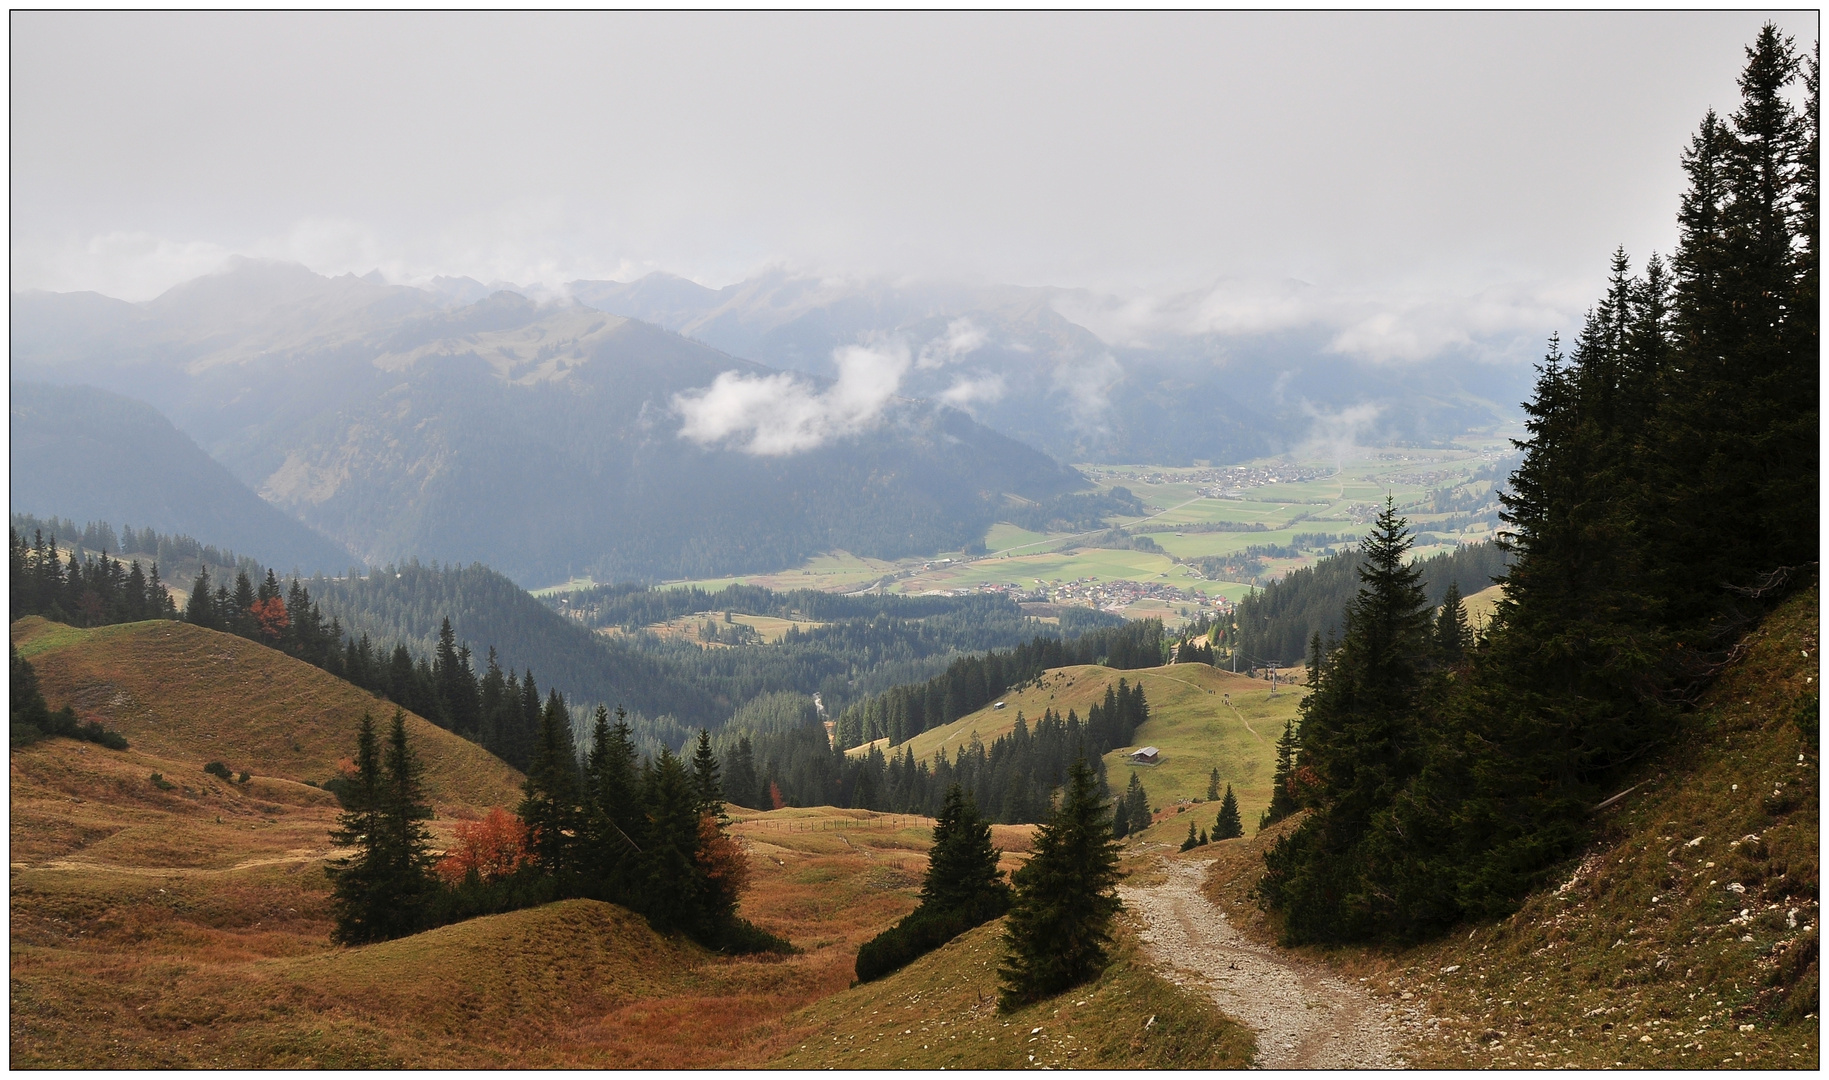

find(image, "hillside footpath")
[1121,856,1410,1067]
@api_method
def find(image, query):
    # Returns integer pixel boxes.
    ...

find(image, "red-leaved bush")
[437,806,532,885]
[696,813,752,899]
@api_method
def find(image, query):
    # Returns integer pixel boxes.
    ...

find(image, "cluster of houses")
[1082,464,1334,494]
[1028,576,1229,615]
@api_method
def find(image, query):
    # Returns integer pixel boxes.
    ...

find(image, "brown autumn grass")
[10,616,521,811]
[9,689,1032,1069]
[1195,585,1821,1070]
[11,615,1254,1068]
[758,915,1254,1069]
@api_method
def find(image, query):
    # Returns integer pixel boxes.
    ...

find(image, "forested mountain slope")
[1252,26,1817,948]
[1232,539,1511,667]
[309,561,1110,747]
[1203,584,1819,1068]
[10,382,353,574]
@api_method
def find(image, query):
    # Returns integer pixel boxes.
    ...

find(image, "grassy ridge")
[762,916,1255,1068]
[9,713,1029,1069]
[10,616,522,811]
[1199,586,1821,1069]
[8,616,1273,1069]
[854,661,1298,828]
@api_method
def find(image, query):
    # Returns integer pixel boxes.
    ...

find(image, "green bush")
[149,772,176,791]
[203,761,232,780]
[855,893,1008,983]
[11,647,128,750]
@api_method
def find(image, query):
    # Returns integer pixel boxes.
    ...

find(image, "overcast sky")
[11,10,1818,315]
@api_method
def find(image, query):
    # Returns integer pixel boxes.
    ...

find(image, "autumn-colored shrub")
[437,806,532,885]
[249,596,289,642]
[697,813,752,900]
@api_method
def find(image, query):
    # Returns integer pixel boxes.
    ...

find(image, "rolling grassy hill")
[852,661,1299,828]
[8,631,1071,1077]
[1196,585,1821,1069]
[761,916,1254,1068]
[7,613,1282,1068]
[10,616,521,811]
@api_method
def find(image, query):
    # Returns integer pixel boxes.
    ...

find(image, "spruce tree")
[691,729,725,819]
[230,571,257,635]
[519,690,582,879]
[1179,818,1199,852]
[723,735,760,811]
[374,708,437,938]
[1214,784,1243,840]
[1436,581,1470,663]
[1258,499,1431,943]
[1207,766,1221,801]
[186,567,219,630]
[639,747,707,935]
[326,713,386,944]
[1128,773,1152,835]
[999,756,1122,1010]
[585,706,643,902]
[1119,772,1150,836]
[920,784,1008,916]
[1261,718,1301,828]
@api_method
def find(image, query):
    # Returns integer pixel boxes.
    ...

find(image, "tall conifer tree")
[999,756,1122,1009]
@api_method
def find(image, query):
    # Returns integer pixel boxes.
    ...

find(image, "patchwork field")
[613,435,1518,629]
[620,610,827,646]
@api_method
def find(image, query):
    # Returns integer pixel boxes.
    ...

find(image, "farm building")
[1129,746,1161,765]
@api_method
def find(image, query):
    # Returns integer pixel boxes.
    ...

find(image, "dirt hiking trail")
[1121,857,1409,1069]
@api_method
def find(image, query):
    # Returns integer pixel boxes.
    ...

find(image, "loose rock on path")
[1120,858,1409,1069]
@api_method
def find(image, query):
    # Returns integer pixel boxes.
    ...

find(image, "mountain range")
[11,261,1080,585]
[12,259,1528,585]
[564,269,1533,463]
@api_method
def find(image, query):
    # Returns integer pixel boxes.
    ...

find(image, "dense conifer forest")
[834,619,1166,748]
[11,515,1148,799]
[9,513,270,586]
[1229,539,1512,667]
[1258,27,1818,944]
[10,527,181,627]
[714,677,1148,824]
[328,706,781,953]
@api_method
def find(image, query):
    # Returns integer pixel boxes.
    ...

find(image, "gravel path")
[1120,858,1409,1069]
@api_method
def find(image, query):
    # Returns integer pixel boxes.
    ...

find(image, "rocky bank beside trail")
[1120,857,1414,1069]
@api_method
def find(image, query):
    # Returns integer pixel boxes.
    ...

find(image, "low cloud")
[1050,277,1585,366]
[938,371,1006,409]
[916,317,988,369]
[674,338,910,455]
[1296,401,1384,467]
[1048,352,1124,430]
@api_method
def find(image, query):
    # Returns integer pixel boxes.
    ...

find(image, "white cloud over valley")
[673,339,912,455]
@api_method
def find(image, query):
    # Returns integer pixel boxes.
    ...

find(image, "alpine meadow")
[9,14,1817,1070]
